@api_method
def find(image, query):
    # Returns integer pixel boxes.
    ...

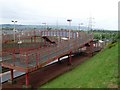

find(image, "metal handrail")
[1,30,93,68]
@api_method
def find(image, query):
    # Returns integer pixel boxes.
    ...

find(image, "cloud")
[0,0,118,30]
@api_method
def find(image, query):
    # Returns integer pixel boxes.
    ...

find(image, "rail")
[1,30,93,72]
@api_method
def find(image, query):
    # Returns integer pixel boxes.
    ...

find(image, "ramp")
[42,36,56,44]
[1,30,94,87]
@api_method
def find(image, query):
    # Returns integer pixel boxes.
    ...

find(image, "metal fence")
[2,30,93,69]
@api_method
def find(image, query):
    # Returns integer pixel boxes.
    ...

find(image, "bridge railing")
[1,30,93,68]
[2,30,90,43]
[16,33,93,68]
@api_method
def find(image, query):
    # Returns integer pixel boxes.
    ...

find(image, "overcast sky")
[0,0,119,30]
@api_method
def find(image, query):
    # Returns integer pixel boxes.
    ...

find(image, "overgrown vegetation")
[39,42,118,88]
[93,30,119,40]
[107,40,117,49]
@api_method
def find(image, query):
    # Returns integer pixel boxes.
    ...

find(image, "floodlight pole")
[42,23,47,30]
[78,23,83,30]
[12,20,17,42]
[67,19,72,39]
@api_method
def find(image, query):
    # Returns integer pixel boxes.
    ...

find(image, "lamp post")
[12,20,17,42]
[67,19,72,39]
[42,23,47,30]
[18,34,22,53]
[78,23,83,30]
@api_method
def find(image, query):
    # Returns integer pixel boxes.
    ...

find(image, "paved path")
[0,56,68,83]
[0,70,25,83]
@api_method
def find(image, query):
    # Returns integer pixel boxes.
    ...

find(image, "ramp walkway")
[1,30,94,87]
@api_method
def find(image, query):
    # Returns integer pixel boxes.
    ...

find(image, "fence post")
[26,52,29,68]
[90,41,94,56]
[68,51,72,65]
[12,49,15,66]
[10,69,13,81]
[36,52,39,66]
[34,30,36,42]
[25,72,31,88]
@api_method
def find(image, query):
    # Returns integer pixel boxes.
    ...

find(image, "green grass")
[39,42,119,88]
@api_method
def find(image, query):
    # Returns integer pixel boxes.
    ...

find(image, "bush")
[107,42,117,48]
[111,40,117,44]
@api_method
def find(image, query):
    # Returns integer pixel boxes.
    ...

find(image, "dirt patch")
[107,83,118,88]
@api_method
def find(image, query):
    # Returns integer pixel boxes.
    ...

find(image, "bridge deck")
[1,30,93,73]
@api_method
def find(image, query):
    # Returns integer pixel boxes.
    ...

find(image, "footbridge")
[1,29,96,87]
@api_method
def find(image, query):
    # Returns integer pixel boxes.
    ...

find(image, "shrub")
[107,42,117,48]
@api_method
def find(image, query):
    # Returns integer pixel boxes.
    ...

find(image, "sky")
[0,0,119,30]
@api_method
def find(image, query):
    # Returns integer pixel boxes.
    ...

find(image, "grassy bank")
[39,42,118,88]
